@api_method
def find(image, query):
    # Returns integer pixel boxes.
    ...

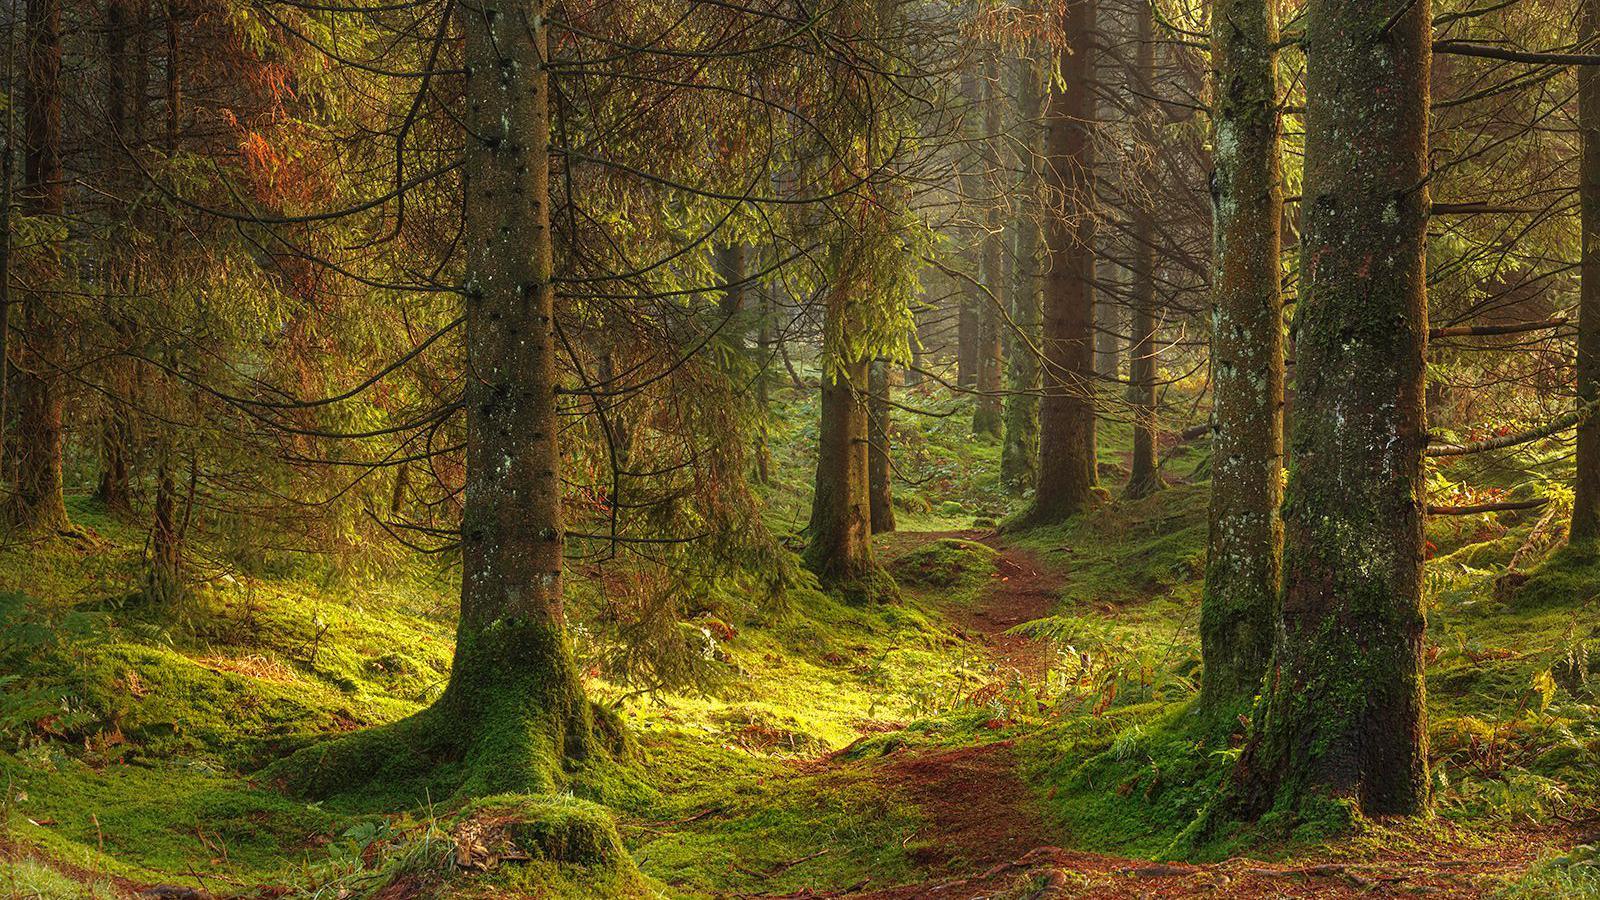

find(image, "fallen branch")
[1427,397,1600,457]
[1429,317,1567,339]
[1428,498,1548,516]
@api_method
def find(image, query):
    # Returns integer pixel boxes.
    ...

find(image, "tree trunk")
[1199,0,1284,713]
[1575,0,1600,544]
[1124,0,1160,499]
[431,0,596,794]
[1019,0,1098,527]
[1236,0,1431,821]
[8,0,68,533]
[148,0,183,604]
[972,57,1006,437]
[868,358,895,533]
[754,282,773,484]
[1094,281,1123,380]
[806,357,889,601]
[96,0,138,519]
[1002,50,1044,494]
[957,67,982,389]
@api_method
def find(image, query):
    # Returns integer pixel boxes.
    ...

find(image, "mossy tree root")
[263,618,627,802]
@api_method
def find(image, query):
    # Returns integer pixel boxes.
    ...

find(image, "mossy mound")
[889,538,998,588]
[1503,542,1600,610]
[457,794,631,867]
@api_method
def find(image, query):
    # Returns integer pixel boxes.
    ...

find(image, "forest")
[2,0,1600,896]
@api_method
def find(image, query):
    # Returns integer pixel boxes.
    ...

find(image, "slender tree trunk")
[1199,0,1284,712]
[718,243,746,329]
[1236,0,1431,821]
[1002,50,1044,494]
[972,58,1006,437]
[1093,279,1122,379]
[868,358,895,533]
[1020,0,1098,527]
[755,283,773,484]
[96,0,137,519]
[148,0,183,604]
[1574,0,1600,544]
[438,0,596,792]
[806,357,888,601]
[957,67,982,389]
[8,0,68,533]
[1124,0,1161,499]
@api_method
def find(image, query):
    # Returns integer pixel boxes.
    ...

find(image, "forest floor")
[3,387,1600,898]
[757,533,1592,899]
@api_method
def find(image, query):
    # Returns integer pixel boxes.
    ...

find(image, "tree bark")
[1019,0,1098,527]
[95,0,139,519]
[957,67,982,388]
[1002,50,1044,494]
[1124,0,1161,499]
[805,357,889,601]
[972,57,1005,437]
[148,0,183,604]
[8,0,68,533]
[868,358,895,533]
[1198,0,1284,712]
[1575,0,1600,544]
[1236,0,1431,820]
[434,0,596,794]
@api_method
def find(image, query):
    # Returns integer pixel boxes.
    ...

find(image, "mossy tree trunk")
[8,0,69,534]
[972,57,1006,438]
[1198,0,1284,712]
[1021,0,1097,527]
[1235,0,1431,821]
[868,358,895,533]
[1002,50,1043,494]
[806,357,890,601]
[1124,0,1160,500]
[433,0,596,794]
[1574,0,1600,545]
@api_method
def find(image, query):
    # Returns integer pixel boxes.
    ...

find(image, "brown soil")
[955,535,1058,680]
[878,740,1050,875]
[771,823,1586,899]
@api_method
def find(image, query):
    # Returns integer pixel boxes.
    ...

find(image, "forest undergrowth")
[2,382,1598,898]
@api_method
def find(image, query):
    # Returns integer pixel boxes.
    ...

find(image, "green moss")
[888,538,998,587]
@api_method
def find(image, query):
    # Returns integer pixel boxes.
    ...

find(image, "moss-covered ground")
[2,378,1597,897]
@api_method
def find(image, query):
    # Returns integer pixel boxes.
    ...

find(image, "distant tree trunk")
[868,358,895,533]
[148,0,182,604]
[718,243,746,329]
[806,357,889,601]
[96,0,137,519]
[754,283,773,484]
[1574,0,1600,544]
[1124,0,1160,499]
[1199,0,1283,713]
[1235,0,1431,820]
[1002,50,1044,494]
[1093,281,1122,380]
[8,0,68,533]
[1019,0,1098,527]
[972,58,1006,437]
[957,67,982,389]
